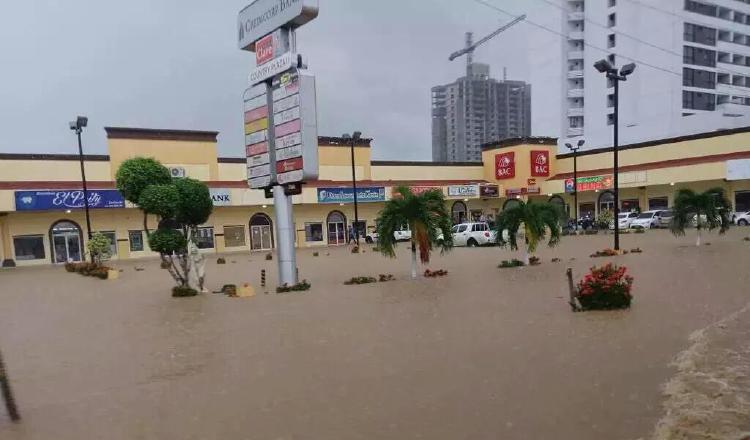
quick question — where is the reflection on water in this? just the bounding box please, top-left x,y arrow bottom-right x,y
651,303 -> 750,439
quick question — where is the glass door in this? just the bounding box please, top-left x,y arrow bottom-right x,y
260,225 -> 272,249
52,231 -> 82,263
327,222 -> 345,245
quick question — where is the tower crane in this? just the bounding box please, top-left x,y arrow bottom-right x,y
449,14 -> 526,78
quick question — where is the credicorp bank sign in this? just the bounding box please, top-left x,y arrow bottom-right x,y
238,0 -> 319,50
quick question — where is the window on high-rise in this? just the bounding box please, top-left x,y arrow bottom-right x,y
682,90 -> 716,110
684,23 -> 717,46
607,34 -> 616,48
607,113 -> 615,125
685,0 -> 717,17
683,46 -> 716,67
608,13 -> 616,27
683,67 -> 716,89
608,0 -> 616,6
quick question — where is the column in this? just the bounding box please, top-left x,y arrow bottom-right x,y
0,214 -> 15,267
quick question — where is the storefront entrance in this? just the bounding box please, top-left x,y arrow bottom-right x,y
327,211 -> 347,245
249,213 -> 273,251
50,220 -> 83,264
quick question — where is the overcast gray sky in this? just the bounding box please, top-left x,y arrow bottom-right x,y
0,0 -> 554,160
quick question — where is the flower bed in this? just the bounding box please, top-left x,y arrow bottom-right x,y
64,262 -> 111,280
498,259 -> 525,268
576,263 -> 633,310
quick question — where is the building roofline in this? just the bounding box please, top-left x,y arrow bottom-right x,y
555,125 -> 750,159
371,160 -> 481,167
104,127 -> 219,142
481,136 -> 558,151
0,153 -> 110,161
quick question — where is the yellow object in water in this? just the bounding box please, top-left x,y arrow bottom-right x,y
237,284 -> 255,298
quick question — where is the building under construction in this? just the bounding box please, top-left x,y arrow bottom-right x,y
431,62 -> 532,162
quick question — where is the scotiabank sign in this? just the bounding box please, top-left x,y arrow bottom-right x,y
495,152 -> 515,179
530,150 -> 550,177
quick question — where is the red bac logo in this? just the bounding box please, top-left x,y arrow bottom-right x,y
530,150 -> 550,177
495,152 -> 515,179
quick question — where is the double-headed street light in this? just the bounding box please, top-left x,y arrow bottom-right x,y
69,116 -> 93,248
593,59 -> 636,251
564,139 -> 585,231
342,131 -> 362,245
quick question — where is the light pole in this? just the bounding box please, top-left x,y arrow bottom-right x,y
342,131 -> 362,245
565,139 -> 585,231
594,60 -> 636,251
69,116 -> 93,248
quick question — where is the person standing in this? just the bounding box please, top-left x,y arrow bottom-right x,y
348,224 -> 356,245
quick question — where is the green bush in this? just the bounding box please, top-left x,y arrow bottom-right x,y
577,263 -> 634,310
172,286 -> 198,297
276,280 -> 311,293
148,229 -> 187,254
87,232 -> 112,265
173,178 -> 213,226
137,184 -> 181,219
115,157 -> 172,204
64,262 -> 110,280
344,276 -> 377,285
378,274 -> 395,282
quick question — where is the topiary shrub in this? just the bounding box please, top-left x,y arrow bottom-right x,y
576,263 -> 634,310
148,229 -> 187,254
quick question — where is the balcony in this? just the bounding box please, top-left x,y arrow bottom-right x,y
567,107 -> 584,117
567,69 -> 584,79
567,88 -> 584,98
568,31 -> 584,40
568,50 -> 584,60
568,11 -> 584,21
567,127 -> 584,136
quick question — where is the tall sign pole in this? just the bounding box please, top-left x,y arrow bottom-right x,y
238,0 -> 319,286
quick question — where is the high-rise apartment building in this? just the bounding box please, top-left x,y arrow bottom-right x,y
432,63 -> 531,162
554,0 -> 750,151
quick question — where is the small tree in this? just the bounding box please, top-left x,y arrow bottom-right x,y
670,187 -> 731,246
115,157 -> 213,294
87,232 -> 111,266
494,200 -> 562,265
375,186 -> 453,279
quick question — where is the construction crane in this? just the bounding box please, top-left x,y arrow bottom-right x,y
449,14 -> 526,78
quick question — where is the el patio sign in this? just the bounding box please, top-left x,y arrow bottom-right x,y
15,190 -> 125,211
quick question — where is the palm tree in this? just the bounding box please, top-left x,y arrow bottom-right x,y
494,200 -> 562,265
375,186 -> 453,278
670,187 -> 731,246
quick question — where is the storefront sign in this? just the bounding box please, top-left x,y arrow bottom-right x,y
495,152 -> 515,179
14,190 -> 125,211
727,159 -> 750,180
238,0 -> 319,51
409,186 -> 441,196
317,187 -> 386,204
248,51 -> 296,84
530,150 -> 550,177
254,28 -> 290,66
564,175 -> 614,193
210,189 -> 232,206
479,184 -> 499,198
447,184 -> 479,198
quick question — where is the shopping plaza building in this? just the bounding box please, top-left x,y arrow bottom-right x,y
1,126 -> 750,266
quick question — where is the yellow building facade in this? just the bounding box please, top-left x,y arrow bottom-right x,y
1,126 -> 749,266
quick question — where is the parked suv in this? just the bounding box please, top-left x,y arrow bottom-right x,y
614,212 -> 639,229
658,209 -> 674,228
732,211 -> 750,226
451,222 -> 497,247
630,210 -> 662,229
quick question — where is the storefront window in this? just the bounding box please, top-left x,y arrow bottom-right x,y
129,230 -> 144,252
598,191 -> 615,213
195,227 -> 214,249
621,199 -> 640,213
305,223 -> 324,242
451,201 -> 467,224
648,197 -> 669,210
224,225 -> 246,248
13,235 -> 45,261
735,191 -> 750,212
352,220 -> 366,238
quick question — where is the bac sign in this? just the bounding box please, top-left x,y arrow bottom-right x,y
495,152 -> 515,179
530,150 -> 550,177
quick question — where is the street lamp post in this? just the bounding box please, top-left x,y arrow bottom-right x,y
342,131 -> 362,245
565,139 -> 585,231
593,60 -> 636,251
69,116 -> 93,251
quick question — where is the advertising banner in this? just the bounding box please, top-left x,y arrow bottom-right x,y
530,150 -> 550,177
564,175 -> 614,193
317,187 -> 386,204
479,184 -> 500,198
15,190 -> 125,211
495,152 -> 515,179
254,28 -> 290,66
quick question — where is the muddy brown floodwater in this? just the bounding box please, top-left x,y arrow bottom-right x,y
1,229 -> 749,439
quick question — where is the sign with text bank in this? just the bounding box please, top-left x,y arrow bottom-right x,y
15,190 -> 125,211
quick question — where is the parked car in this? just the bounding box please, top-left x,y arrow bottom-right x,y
364,225 -> 411,243
613,212 -> 639,229
630,210 -> 662,229
732,211 -> 750,226
657,209 -> 674,228
451,222 -> 497,247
